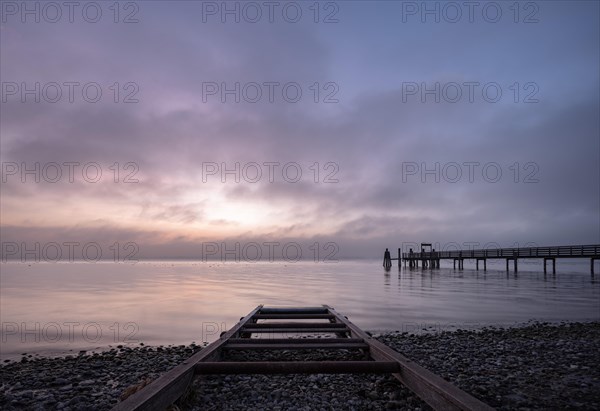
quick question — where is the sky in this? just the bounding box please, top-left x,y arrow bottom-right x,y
1,0 -> 599,261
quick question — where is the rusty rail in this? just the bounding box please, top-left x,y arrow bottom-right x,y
112,305 -> 495,411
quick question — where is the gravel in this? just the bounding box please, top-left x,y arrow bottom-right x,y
377,321 -> 600,410
1,321 -> 598,410
188,373 -> 427,411
0,343 -> 203,411
188,347 -> 428,411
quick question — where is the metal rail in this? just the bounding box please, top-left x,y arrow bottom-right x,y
112,305 -> 495,411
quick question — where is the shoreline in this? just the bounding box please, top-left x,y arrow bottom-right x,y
4,316 -> 600,363
1,320 -> 599,410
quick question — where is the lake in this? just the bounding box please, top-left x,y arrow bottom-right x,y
1,259 -> 599,360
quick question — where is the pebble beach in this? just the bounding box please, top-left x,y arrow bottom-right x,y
1,321 -> 599,410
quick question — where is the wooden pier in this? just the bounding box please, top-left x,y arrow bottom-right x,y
112,305 -> 494,411
395,244 -> 600,274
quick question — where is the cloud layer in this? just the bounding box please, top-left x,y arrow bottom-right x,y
1,1 -> 599,259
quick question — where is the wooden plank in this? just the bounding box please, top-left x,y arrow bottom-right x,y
254,314 -> 335,319
110,305 -> 263,411
259,307 -> 328,314
240,327 -> 351,334
195,361 -> 400,374
227,338 -> 364,344
243,322 -> 346,329
326,306 -> 495,411
224,342 -> 369,350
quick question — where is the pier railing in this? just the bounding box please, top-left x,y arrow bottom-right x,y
402,244 -> 600,260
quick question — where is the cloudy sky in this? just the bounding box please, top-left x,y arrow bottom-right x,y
1,1 -> 599,260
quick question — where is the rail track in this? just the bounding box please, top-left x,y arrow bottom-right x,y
112,305 -> 494,411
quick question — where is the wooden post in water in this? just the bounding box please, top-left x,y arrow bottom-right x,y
543,258 -> 556,274
506,258 -> 518,272
383,248 -> 392,269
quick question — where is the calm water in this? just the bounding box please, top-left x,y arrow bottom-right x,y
1,259 -> 599,360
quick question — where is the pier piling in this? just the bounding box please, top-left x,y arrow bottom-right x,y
543,258 -> 556,274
